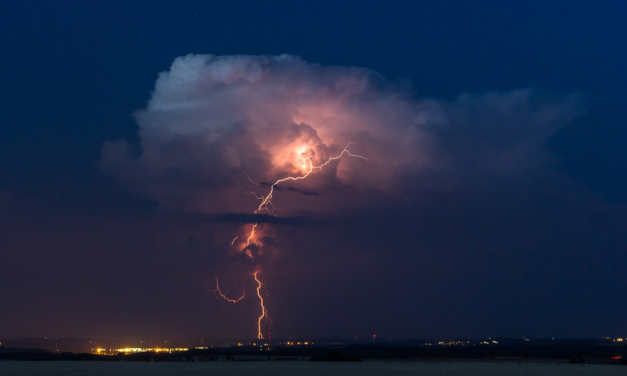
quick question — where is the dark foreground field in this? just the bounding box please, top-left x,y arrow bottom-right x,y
1,361 -> 626,376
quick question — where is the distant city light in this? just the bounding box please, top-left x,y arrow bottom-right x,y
94,347 -> 188,355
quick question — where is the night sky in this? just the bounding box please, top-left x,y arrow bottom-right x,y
1,1 -> 626,341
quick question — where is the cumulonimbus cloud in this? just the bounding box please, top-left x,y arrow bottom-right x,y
99,54 -> 583,217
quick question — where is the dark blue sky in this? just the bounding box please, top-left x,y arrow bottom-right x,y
1,1 -> 626,341
2,0 -> 626,209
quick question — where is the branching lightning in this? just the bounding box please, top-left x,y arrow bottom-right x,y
254,142 -> 367,216
220,142 -> 366,339
212,277 -> 245,303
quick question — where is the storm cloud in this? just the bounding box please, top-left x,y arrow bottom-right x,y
89,54 -> 621,340
100,54 -> 582,219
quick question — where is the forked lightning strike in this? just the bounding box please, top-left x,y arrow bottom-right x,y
219,142 -> 366,339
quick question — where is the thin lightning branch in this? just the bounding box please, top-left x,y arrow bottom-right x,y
241,171 -> 261,188
245,192 -> 265,200
212,277 -> 245,303
244,223 -> 258,259
231,236 -> 239,246
247,223 -> 258,245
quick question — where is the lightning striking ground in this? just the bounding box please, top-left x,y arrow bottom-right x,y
221,142 -> 366,339
254,271 -> 268,339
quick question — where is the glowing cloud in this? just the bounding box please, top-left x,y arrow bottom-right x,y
101,54 -> 581,217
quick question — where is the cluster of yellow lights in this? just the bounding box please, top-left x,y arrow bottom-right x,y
424,341 -> 471,346
422,340 -> 500,346
284,341 -> 312,346
96,348 -> 188,354
234,342 -> 269,347
615,338 -> 624,342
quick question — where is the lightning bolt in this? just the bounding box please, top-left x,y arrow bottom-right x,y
212,277 -> 245,303
223,142 -> 366,340
245,223 -> 257,259
254,271 -> 267,339
254,142 -> 367,216
247,223 -> 258,245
